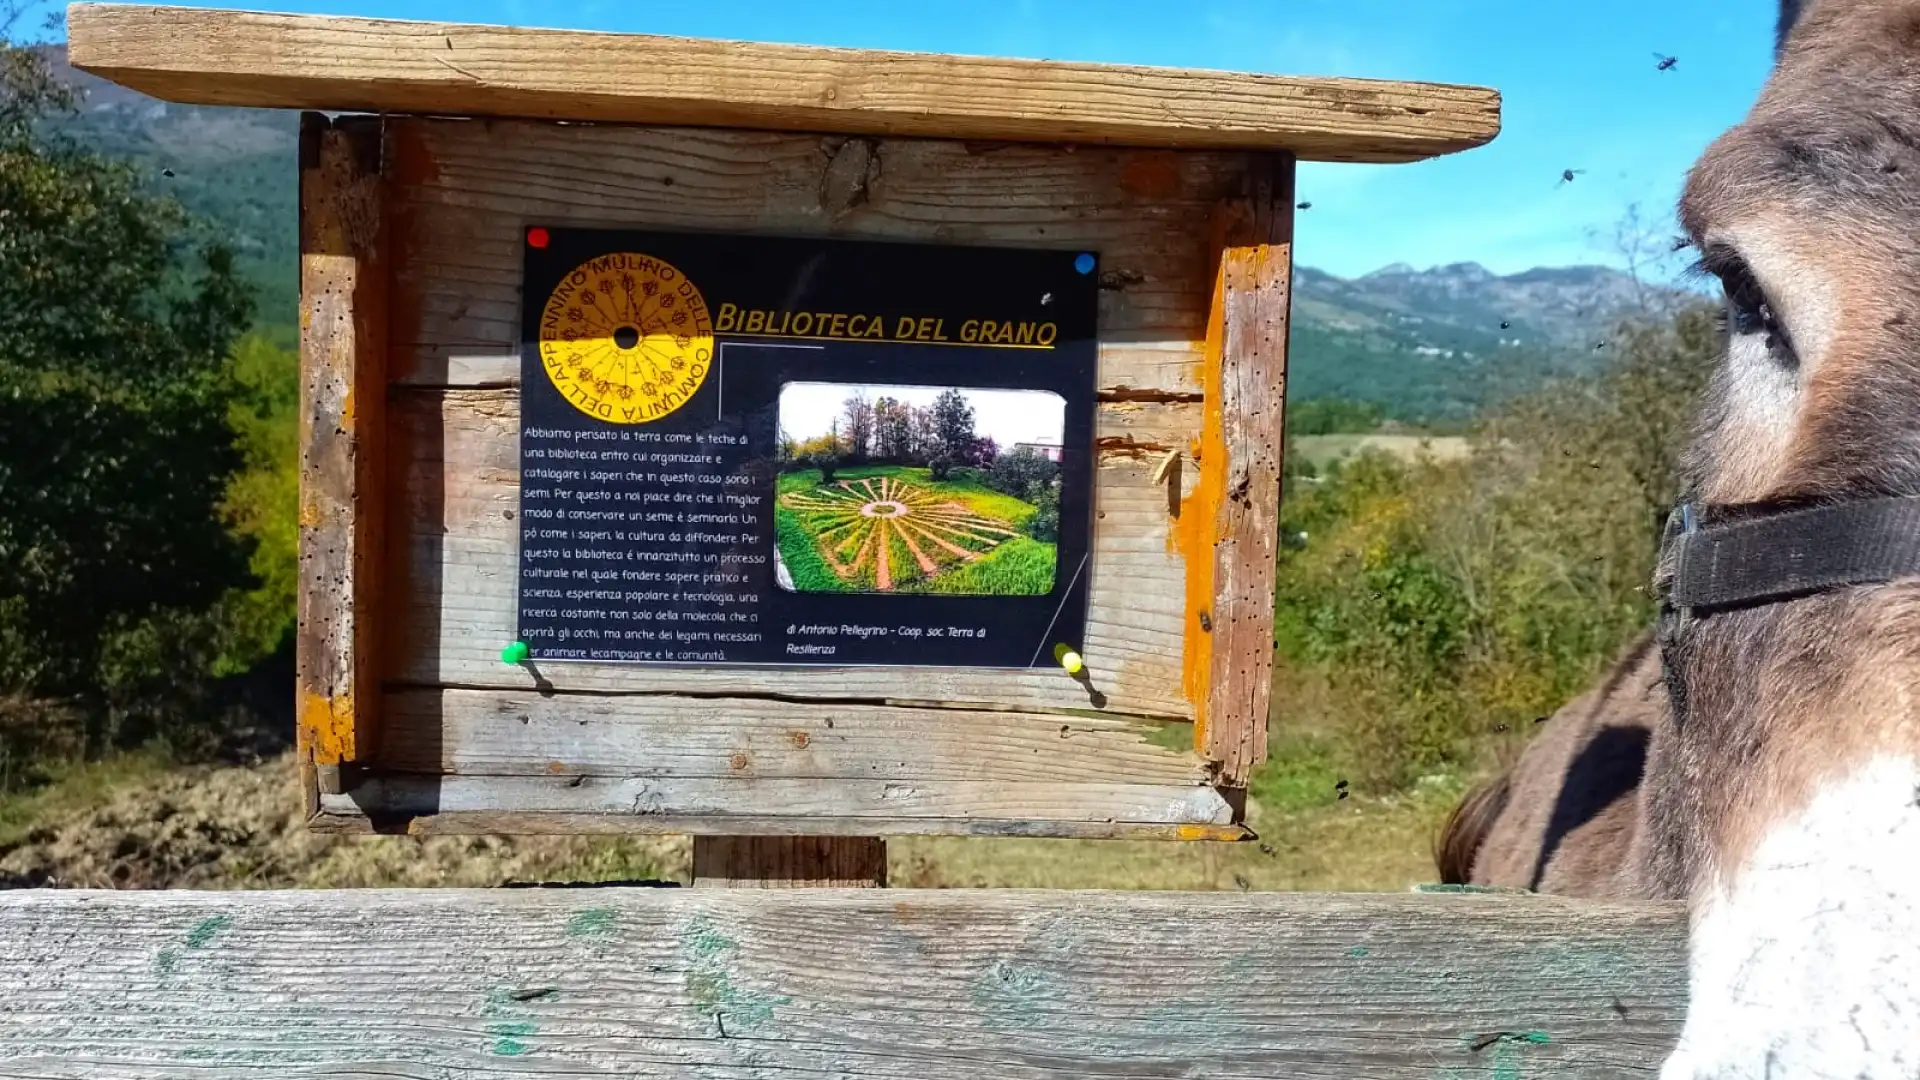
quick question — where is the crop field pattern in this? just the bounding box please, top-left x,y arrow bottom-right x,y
776,469 -> 1056,595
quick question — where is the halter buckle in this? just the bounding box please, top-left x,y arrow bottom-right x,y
1654,500 -> 1698,635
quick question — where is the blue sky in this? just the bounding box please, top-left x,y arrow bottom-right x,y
49,0 -> 1779,279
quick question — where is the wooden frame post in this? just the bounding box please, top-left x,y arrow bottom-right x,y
296,112 -> 387,809
1186,153 -> 1294,787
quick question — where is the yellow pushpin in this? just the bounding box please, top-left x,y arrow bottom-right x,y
1052,643 -> 1084,675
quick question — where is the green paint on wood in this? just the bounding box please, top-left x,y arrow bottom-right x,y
1348,946 -> 1370,958
685,922 -> 736,960
566,907 -> 617,939
185,915 -> 233,949
481,987 -> 543,1058
1536,943 -> 1662,986
680,915 -> 789,1035
488,1020 -> 537,1057
154,914 -> 233,975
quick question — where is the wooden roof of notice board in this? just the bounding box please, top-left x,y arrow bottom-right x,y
64,4 -> 1502,163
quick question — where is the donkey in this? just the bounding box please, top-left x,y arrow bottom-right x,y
1438,2 -> 1920,1075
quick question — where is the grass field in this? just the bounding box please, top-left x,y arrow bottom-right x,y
0,743 -> 1465,892
1291,433 -> 1470,469
775,465 -> 1056,596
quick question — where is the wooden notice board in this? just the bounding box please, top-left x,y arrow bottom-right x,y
67,2 -> 1502,841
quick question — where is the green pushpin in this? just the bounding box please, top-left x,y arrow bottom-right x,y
1052,642 -> 1084,675
501,640 -> 530,665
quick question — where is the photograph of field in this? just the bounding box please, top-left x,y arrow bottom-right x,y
774,383 -> 1065,596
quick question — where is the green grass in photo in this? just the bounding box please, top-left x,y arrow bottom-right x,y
774,465 -> 1056,596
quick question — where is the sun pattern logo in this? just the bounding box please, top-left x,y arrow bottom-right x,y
537,252 -> 713,424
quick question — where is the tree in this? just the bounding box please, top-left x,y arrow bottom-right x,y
791,433 -> 842,483
929,389 -> 976,479
214,333 -> 301,674
1288,398 -> 1385,436
908,406 -> 939,465
985,446 -> 1059,498
873,396 -> 913,462
839,391 -> 874,463
0,20 -> 255,743
970,435 -> 1000,469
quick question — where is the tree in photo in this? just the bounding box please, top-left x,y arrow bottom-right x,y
970,435 -> 1000,469
792,432 -> 842,484
908,405 -> 939,464
839,390 -> 874,463
873,396 -> 913,463
929,388 -> 976,479
983,445 -> 1062,542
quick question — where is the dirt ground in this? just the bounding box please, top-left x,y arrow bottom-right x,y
0,751 -> 1460,892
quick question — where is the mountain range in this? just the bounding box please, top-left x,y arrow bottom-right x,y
37,45 -> 1700,424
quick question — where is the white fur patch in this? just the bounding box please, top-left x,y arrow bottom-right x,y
1659,756 -> 1920,1080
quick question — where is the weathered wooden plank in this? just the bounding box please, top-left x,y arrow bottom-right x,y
388,389 -> 1198,718
296,112 -> 387,800
380,118 -> 1252,396
66,4 -> 1503,162
380,689 -> 1213,786
0,889 -> 1682,1078
367,685 -> 1225,837
691,836 -> 887,888
1201,156 -> 1293,784
309,810 -> 1251,841
320,775 -> 1235,828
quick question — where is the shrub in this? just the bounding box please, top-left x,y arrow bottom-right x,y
1270,302 -> 1720,791
983,446 -> 1058,499
1024,481 -> 1060,543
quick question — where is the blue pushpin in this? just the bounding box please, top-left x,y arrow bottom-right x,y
1073,252 -> 1096,275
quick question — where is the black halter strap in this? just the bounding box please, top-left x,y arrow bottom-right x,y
1653,493 -> 1920,722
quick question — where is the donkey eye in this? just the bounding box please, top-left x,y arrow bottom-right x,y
1722,264 -> 1777,336
1702,248 -> 1796,364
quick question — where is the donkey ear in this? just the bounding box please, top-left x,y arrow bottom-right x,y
1777,0 -> 1806,60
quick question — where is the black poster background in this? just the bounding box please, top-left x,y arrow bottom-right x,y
516,226 -> 1098,669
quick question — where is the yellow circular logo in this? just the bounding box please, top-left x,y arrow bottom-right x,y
537,252 -> 714,424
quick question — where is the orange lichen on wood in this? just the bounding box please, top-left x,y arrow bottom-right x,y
296,111 -> 389,799
297,688 -> 357,766
1177,157 -> 1293,784
1175,262 -> 1228,751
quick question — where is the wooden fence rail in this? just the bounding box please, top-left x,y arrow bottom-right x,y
0,889 -> 1684,1078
